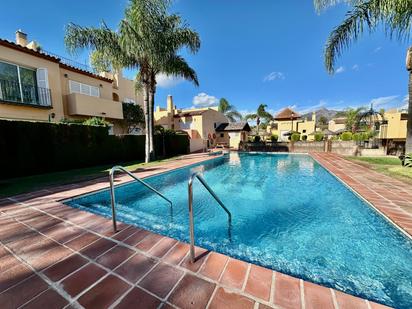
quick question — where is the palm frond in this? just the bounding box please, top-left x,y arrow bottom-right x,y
65,22 -> 137,71
226,111 -> 243,122
314,0 -> 362,13
244,113 -> 258,121
161,55 -> 199,86
324,0 -> 412,73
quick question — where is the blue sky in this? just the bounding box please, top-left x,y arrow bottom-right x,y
0,0 -> 409,115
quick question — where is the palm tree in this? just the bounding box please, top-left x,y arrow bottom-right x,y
343,107 -> 365,132
65,0 -> 200,163
120,1 -> 200,161
407,47 -> 412,153
314,0 -> 412,152
245,104 -> 273,135
218,98 -> 242,122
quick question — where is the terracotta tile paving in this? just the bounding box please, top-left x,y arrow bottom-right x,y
0,152 -> 404,308
167,273 -> 216,309
114,287 -> 161,309
20,288 -> 69,309
77,275 -> 130,309
273,272 -> 302,309
219,258 -> 248,290
113,253 -> 157,283
138,262 -> 184,298
209,287 -> 255,309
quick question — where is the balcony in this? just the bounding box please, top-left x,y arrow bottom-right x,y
0,79 -> 52,107
66,93 -> 123,119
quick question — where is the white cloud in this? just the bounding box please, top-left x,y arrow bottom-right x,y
263,71 -> 285,82
369,95 -> 399,107
335,66 -> 345,74
238,109 -> 255,118
352,64 -> 359,71
298,100 -> 327,114
156,73 -> 184,88
192,92 -> 219,107
373,46 -> 382,53
401,95 -> 409,110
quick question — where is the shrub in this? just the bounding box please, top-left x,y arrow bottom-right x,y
270,134 -> 278,142
291,133 -> 300,142
0,120 -> 189,179
341,131 -> 353,141
83,117 -> 111,127
301,135 -> 307,141
352,132 -> 368,142
254,135 -> 261,143
314,132 -> 324,142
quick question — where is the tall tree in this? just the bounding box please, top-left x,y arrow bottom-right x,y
314,0 -> 412,152
65,0 -> 200,163
218,98 -> 242,122
121,102 -> 145,134
120,0 -> 200,161
245,104 -> 273,135
406,48 -> 412,153
343,107 -> 364,132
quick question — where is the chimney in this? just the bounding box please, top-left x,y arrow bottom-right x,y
312,112 -> 316,122
167,95 -> 174,112
15,30 -> 28,47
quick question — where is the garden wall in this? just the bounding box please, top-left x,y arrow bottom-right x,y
330,141 -> 358,156
0,120 -> 189,179
292,141 -> 325,153
240,140 -> 360,155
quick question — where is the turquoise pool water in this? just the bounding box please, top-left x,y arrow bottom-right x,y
66,153 -> 412,308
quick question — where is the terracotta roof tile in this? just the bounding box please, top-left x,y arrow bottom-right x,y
274,108 -> 300,120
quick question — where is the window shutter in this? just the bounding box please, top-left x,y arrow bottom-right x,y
36,68 -> 49,89
36,68 -> 51,106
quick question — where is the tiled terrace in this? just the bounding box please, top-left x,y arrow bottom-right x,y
0,152 -> 408,308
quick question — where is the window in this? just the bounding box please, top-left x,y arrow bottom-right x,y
69,80 -> 99,97
220,133 -> 224,138
303,129 -> 306,133
0,61 -> 50,105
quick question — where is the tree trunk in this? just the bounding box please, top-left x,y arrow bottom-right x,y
148,86 -> 156,161
143,84 -> 150,163
406,70 -> 412,154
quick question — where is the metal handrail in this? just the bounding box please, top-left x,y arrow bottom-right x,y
109,165 -> 173,232
188,172 -> 232,263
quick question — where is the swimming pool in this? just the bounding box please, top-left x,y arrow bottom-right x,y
66,153 -> 412,308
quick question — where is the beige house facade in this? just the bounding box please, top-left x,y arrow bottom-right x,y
267,108 -> 317,141
154,95 -> 230,152
377,109 -> 407,154
0,30 -> 142,134
328,117 -> 347,133
215,122 -> 251,149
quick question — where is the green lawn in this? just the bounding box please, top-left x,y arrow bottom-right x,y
347,156 -> 412,184
0,157 -> 177,198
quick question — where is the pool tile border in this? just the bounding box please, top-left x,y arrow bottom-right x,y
0,152 -> 397,309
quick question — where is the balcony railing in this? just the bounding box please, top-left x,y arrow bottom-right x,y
43,49 -> 97,74
0,79 -> 52,107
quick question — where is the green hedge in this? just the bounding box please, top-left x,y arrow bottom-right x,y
0,120 -> 189,179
